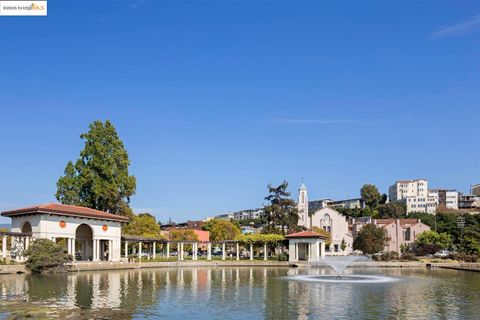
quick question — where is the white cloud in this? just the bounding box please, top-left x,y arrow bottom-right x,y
271,119 -> 361,125
430,14 -> 480,39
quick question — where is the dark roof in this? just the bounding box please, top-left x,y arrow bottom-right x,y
1,203 -> 130,222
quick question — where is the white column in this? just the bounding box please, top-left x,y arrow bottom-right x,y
138,242 -> 142,260
124,241 -> 128,258
98,240 -> 102,261
180,243 -> 184,260
192,243 -> 197,261
25,237 -> 30,251
288,241 -> 295,262
2,236 -> 7,259
236,243 -> 240,260
177,243 -> 181,261
250,243 -> 253,260
222,242 -> 226,260
264,243 -> 268,260
71,238 -> 76,261
108,240 -> 113,261
152,242 -> 156,259
207,242 -> 212,260
320,241 -> 325,258
93,239 -> 97,261
166,242 -> 170,258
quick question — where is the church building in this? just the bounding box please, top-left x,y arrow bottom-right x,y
297,183 -> 353,255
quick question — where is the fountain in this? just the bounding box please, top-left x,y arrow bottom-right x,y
287,255 -> 399,284
315,255 -> 369,277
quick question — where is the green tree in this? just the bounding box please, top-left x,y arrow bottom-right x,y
340,238 -> 347,251
377,202 -> 406,218
360,184 -> 382,208
56,120 -> 136,216
24,239 -> 70,273
168,229 -> 199,242
202,219 -> 240,241
263,181 -> 298,235
459,226 -> 480,254
353,224 -> 390,254
123,213 -> 163,238
415,230 -> 452,254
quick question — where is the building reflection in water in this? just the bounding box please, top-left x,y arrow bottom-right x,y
0,267 -> 479,319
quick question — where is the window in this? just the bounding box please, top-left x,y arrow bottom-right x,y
404,228 -> 411,241
334,244 -> 339,252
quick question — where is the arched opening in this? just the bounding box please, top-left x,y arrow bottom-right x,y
76,224 -> 93,261
21,221 -> 32,234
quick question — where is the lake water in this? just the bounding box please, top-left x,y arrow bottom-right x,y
1,267 -> 479,319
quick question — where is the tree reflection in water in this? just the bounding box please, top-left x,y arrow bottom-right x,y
0,267 -> 479,319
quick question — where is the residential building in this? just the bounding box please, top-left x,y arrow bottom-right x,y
214,208 -> 264,221
214,213 -> 234,220
297,183 -> 353,255
326,198 -> 365,209
458,194 -> 480,210
472,184 -> 480,196
233,208 -> 263,221
160,220 -> 205,231
429,189 -> 459,209
389,179 -> 437,214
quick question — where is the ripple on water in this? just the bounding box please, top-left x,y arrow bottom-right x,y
286,274 -> 401,284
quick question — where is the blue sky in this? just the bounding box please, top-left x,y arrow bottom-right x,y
1,1 -> 479,223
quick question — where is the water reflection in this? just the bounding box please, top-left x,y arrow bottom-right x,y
0,267 -> 479,319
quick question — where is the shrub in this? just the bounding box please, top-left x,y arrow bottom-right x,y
380,251 -> 399,261
401,252 -> 417,261
277,253 -> 288,261
449,252 -> 478,262
24,239 -> 71,273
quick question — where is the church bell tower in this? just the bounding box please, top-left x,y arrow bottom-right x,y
298,182 -> 309,228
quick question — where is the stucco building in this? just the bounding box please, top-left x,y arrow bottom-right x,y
297,183 -> 353,255
1,203 -> 129,261
351,217 -> 430,253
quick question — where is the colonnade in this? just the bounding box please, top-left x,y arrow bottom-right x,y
1,232 -> 32,261
121,239 -> 272,262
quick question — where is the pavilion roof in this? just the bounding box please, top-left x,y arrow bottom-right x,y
1,203 -> 130,223
285,230 -> 327,239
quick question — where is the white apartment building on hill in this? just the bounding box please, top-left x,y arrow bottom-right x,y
389,179 -> 437,214
429,189 -> 459,209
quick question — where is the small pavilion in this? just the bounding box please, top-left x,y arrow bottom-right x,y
1,203 -> 129,261
285,231 -> 327,263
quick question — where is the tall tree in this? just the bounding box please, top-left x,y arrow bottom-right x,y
55,120 -> 136,216
360,184 -> 381,208
353,224 -> 390,254
263,181 -> 298,235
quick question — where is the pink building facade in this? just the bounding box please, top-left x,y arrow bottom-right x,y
374,219 -> 430,253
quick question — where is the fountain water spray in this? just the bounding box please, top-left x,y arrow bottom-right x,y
312,255 -> 370,279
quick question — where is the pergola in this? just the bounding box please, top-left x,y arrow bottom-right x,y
121,236 -> 273,261
0,230 -> 32,261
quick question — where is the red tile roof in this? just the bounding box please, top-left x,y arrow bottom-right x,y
285,230 -> 327,239
1,203 -> 130,222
